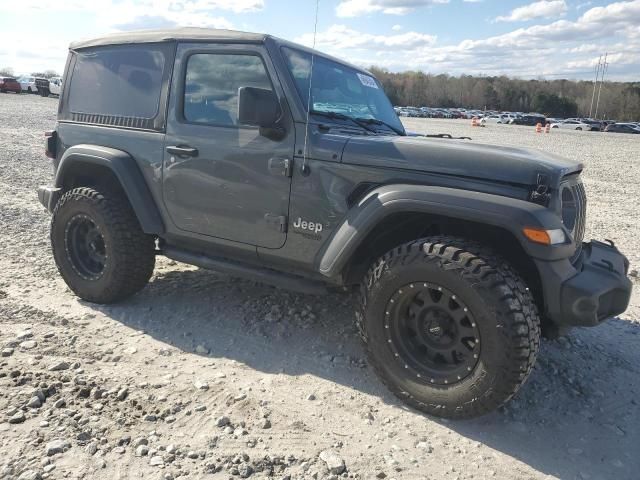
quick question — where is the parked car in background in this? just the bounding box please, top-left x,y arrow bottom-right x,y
35,77 -> 62,97
550,119 -> 592,131
500,113 -> 519,124
566,118 -> 602,131
18,75 -> 38,93
513,114 -> 546,126
48,77 -> 63,96
580,119 -> 604,131
604,123 -> 640,134
545,117 -> 563,124
0,76 -> 22,93
483,114 -> 504,124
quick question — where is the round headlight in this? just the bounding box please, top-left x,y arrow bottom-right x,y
561,186 -> 577,233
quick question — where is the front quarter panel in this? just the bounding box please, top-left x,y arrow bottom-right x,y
317,184 -> 575,278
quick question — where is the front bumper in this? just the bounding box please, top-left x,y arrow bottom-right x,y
536,240 -> 632,327
37,185 -> 61,213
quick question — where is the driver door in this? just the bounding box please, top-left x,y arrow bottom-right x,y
162,43 -> 294,249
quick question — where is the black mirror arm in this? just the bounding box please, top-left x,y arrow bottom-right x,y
259,123 -> 286,141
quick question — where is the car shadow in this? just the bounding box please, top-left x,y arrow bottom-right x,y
86,266 -> 640,480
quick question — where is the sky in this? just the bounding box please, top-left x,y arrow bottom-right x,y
0,0 -> 638,81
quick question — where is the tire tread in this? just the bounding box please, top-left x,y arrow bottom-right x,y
51,187 -> 155,304
357,235 -> 541,419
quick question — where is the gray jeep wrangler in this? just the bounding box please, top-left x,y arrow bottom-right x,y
38,28 -> 632,419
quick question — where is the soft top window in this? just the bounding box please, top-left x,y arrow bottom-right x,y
68,44 -> 168,120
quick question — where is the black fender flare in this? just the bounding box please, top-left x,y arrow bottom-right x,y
317,184 -> 574,278
54,144 -> 164,234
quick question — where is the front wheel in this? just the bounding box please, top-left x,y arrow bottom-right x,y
51,187 -> 155,304
358,236 -> 540,419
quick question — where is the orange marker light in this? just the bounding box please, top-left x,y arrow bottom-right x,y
523,228 -> 551,245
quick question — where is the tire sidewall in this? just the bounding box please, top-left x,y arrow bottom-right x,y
363,249 -> 515,414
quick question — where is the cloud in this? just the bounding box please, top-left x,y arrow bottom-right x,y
576,1 -> 593,9
111,14 -> 233,31
0,0 -> 263,14
296,24 -> 436,51
297,1 -> 640,80
336,0 -> 449,18
0,0 -> 256,73
391,24 -> 404,31
495,0 -> 567,22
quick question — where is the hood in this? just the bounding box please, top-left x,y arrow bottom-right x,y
341,135 -> 582,187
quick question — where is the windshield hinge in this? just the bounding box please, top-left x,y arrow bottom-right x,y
268,157 -> 293,177
530,173 -> 550,206
265,214 -> 288,233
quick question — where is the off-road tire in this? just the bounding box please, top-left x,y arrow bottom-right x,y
51,187 -> 155,304
357,236 -> 540,419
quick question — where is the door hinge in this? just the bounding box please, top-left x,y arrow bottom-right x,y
269,157 -> 293,177
265,214 -> 288,233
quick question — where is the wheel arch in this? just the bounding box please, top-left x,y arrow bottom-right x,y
317,184 -> 575,308
341,210 -> 543,308
54,145 -> 164,234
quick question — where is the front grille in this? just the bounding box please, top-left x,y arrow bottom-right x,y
570,181 -> 587,262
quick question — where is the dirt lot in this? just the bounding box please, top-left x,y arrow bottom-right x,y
1,94 -> 638,480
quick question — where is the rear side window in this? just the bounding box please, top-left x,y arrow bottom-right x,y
67,44 -> 170,125
183,53 -> 272,127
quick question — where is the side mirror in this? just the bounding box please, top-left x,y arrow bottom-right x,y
238,86 -> 280,128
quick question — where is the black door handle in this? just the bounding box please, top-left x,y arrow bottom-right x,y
166,145 -> 198,157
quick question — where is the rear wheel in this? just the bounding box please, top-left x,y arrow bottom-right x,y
358,236 -> 540,419
576,127 -> 582,131
51,187 -> 155,304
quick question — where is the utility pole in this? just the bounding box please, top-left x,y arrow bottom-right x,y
589,55 -> 602,118
594,53 -> 608,120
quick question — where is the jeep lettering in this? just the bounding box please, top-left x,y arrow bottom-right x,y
293,217 -> 323,234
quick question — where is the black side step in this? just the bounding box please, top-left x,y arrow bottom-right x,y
162,246 -> 328,295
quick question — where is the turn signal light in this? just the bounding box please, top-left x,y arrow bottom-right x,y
523,228 -> 565,245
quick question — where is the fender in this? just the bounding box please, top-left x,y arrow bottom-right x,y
318,184 -> 574,278
54,144 -> 164,234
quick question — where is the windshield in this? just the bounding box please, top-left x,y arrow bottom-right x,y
282,46 -> 404,134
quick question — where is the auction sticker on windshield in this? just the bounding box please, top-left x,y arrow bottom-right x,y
357,73 -> 378,89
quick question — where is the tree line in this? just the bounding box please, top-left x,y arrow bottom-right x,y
3,63 -> 638,121
369,67 -> 640,121
0,67 -> 60,79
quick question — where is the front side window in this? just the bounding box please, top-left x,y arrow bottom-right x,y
183,53 -> 272,127
282,46 -> 403,134
68,44 -> 167,119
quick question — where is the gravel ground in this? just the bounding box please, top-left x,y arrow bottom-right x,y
0,93 -> 638,480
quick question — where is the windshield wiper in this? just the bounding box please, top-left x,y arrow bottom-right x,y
424,133 -> 472,140
355,117 -> 405,136
310,110 -> 378,134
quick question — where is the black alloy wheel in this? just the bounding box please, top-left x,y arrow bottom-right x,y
385,282 -> 481,385
64,214 -> 107,280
